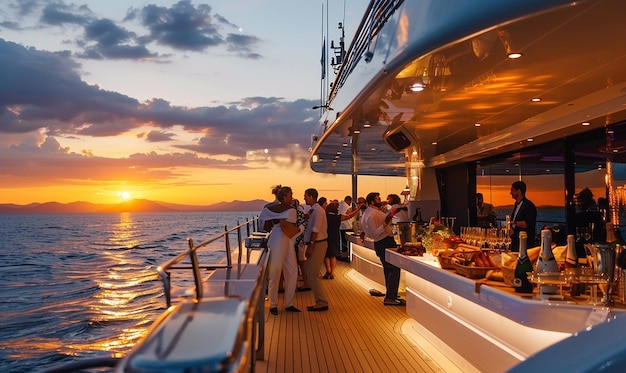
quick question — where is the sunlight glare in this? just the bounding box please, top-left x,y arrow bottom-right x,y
117,191 -> 131,200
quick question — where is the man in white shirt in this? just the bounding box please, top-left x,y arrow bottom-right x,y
361,192 -> 405,306
303,188 -> 329,311
338,195 -> 354,259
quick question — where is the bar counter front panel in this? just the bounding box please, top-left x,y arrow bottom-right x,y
346,235 -> 624,372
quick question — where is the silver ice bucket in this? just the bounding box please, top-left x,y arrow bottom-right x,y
396,222 -> 416,245
591,243 -> 617,305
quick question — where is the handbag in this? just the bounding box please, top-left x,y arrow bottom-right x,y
279,220 -> 300,238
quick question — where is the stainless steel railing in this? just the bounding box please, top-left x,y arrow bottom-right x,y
157,217 -> 259,307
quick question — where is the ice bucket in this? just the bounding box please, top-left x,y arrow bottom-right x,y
396,222 -> 416,245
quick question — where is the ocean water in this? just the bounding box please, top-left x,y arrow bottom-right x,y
0,211 -> 259,373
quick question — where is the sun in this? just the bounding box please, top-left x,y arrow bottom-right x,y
117,191 -> 131,200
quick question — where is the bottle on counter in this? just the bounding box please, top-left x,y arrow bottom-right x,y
606,222 -> 617,244
565,234 -> 577,268
535,228 -> 558,294
575,227 -> 589,267
415,208 -> 425,226
565,234 -> 582,296
514,231 -> 533,293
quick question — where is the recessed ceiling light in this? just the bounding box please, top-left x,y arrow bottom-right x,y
409,83 -> 425,92
363,123 -> 371,128
431,142 -> 437,145
474,123 -> 481,127
507,52 -> 523,59
531,97 -> 541,102
582,122 -> 591,126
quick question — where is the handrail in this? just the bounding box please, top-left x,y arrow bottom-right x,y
157,217 -> 259,308
327,0 -> 404,104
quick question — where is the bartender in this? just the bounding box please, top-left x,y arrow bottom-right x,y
476,192 -> 496,227
508,181 -> 537,251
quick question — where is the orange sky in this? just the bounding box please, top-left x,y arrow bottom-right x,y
0,1 -> 378,206
478,169 -> 608,207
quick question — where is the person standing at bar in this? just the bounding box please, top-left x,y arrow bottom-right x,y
476,192 -> 497,228
338,195 -> 355,259
361,192 -> 405,306
508,181 -> 537,251
303,188 -> 330,312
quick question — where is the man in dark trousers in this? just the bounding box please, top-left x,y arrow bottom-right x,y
360,192 -> 405,306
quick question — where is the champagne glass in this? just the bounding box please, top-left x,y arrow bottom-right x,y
503,229 -> 512,251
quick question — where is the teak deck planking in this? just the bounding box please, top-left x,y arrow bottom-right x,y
253,260 -> 444,373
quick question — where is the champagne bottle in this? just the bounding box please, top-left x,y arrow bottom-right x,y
565,234 -> 581,296
514,231 -> 533,293
606,222 -> 617,243
565,234 -> 577,268
575,227 -> 588,267
535,229 -> 558,294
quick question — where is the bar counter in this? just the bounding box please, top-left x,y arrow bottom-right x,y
347,234 -> 626,372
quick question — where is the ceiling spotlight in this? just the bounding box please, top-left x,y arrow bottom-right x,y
497,29 -> 523,59
408,82 -> 425,92
582,122 -> 591,126
531,97 -> 541,102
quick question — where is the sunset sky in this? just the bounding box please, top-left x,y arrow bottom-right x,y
0,0 -> 408,205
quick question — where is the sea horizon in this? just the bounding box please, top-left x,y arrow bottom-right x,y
0,198 -> 270,214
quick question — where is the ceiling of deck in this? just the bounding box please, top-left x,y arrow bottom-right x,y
310,0 -> 626,177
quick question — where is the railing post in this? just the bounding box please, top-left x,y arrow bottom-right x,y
224,225 -> 232,267
237,221 -> 243,264
188,238 -> 203,302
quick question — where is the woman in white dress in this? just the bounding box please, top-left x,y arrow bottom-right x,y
259,186 -> 301,315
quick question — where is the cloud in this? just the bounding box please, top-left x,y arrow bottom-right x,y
40,2 -> 92,26
0,38 -> 319,174
2,0 -> 261,60
0,135 -> 252,188
145,130 -> 176,142
77,17 -> 158,60
130,0 -> 261,56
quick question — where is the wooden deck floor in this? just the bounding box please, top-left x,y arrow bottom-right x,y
253,260 -> 444,373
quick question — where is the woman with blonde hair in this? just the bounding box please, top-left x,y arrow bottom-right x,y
259,186 -> 301,315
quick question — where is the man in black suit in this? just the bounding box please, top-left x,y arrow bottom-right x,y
508,181 -> 537,251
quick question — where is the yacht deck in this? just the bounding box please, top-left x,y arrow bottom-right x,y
254,260 -> 447,373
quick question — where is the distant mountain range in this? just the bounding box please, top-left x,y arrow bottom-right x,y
0,199 -> 270,214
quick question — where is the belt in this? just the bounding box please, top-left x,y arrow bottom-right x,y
314,239 -> 327,243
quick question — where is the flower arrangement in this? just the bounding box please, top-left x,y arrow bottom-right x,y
416,223 -> 455,254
